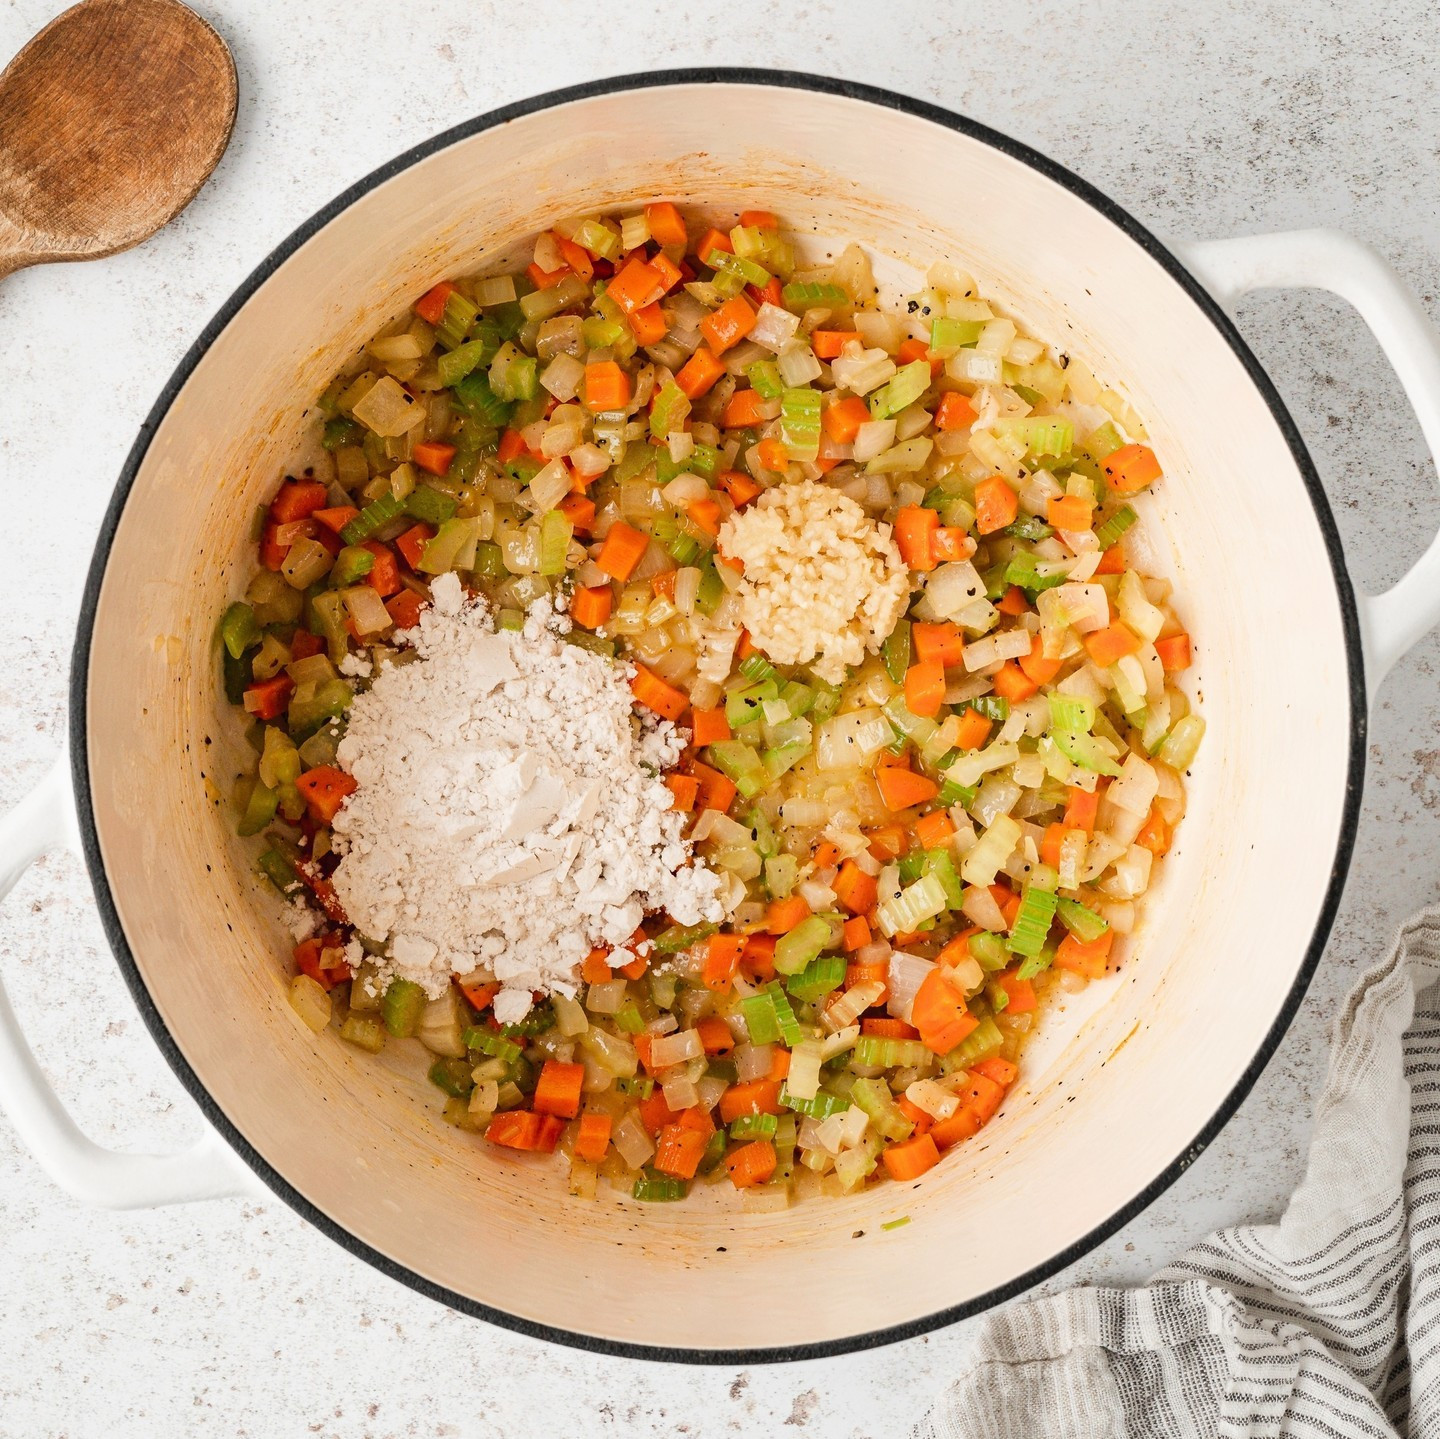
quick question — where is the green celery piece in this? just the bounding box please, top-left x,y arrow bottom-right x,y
382,979 -> 427,1038
1055,896 -> 1110,943
650,381 -> 691,440
1094,504 -> 1138,549
764,853 -> 799,899
779,386 -> 821,461
924,849 -> 965,909
1084,420 -> 1125,462
536,510 -> 573,576
1053,728 -> 1123,777
694,562 -> 725,616
740,992 -> 783,1045
496,1003 -> 555,1038
936,775 -> 977,808
781,281 -> 848,308
774,916 -> 833,977
452,369 -> 511,428
1007,884 -> 1058,957
710,248 -> 770,288
1048,694 -> 1096,733
328,545 -> 376,589
706,740 -> 768,798
256,847 -> 298,895
963,696 -> 1010,723
738,653 -> 776,684
236,781 -> 278,837
779,1084 -> 850,1118
698,1129 -> 728,1174
762,741 -> 809,784
436,290 -> 479,350
407,485 -> 459,526
689,444 -> 719,478
1158,715 -> 1206,771
632,1169 -> 687,1202
1006,515 -> 1053,543
219,602 -> 259,661
808,683 -> 842,722
967,932 -> 1010,972
729,1113 -> 779,1140
496,609 -> 524,632
309,591 -> 350,665
507,354 -> 539,403
747,806 -> 779,858
287,678 -> 354,741
897,850 -> 926,884
437,338 -> 489,389
765,986 -> 803,1044
869,360 -> 931,420
428,1058 -> 475,1099
779,680 -> 814,717
882,618 -> 911,685
669,534 -> 702,566
929,316 -> 984,354
786,953 -> 846,1003
1011,383 -> 1045,406
339,1015 -> 386,1054
463,1027 -> 521,1063
852,1035 -> 931,1069
419,517 -> 478,575
943,1015 -> 1004,1070
848,1077 -> 914,1142
472,541 -> 504,581
322,416 -> 362,451
746,359 -> 784,399
582,314 -> 625,349
615,1075 -> 654,1098
563,631 -> 616,658
614,1002 -> 645,1034
340,491 -> 406,545
651,920 -> 719,953
222,645 -> 253,705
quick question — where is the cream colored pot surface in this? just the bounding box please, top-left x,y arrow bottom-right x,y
73,75 -> 1367,1358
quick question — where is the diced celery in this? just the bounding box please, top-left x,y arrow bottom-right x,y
780,386 -> 821,461
707,740 -> 768,799
1007,884 -> 1058,957
649,381 -> 691,440
651,920 -> 719,953
774,916 -> 833,976
537,510 -> 573,576
779,1084 -> 850,1118
849,1077 -> 914,1142
340,491 -> 407,546
928,316 -> 984,355
328,545 -> 375,589
428,1057 -> 475,1098
452,369 -> 511,427
1157,715 -> 1206,771
407,485 -> 459,526
235,781 -> 278,837
1055,896 -> 1110,943
322,416 -> 362,451
746,359 -> 784,399
781,281 -> 848,308
1052,729 -> 1123,777
924,849 -> 965,909
943,1016 -> 1004,1070
219,602 -> 260,661
1094,504 -> 1138,549
967,932 -> 1009,972
882,619 -> 911,684
853,1036 -> 931,1069
869,360 -> 931,420
1048,694 -> 1096,733
730,1113 -> 779,1140
339,1014 -> 386,1054
633,1169 -> 687,1202
463,1026 -> 521,1063
256,847 -> 298,894
436,290 -> 479,350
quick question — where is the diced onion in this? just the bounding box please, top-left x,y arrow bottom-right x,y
885,951 -> 935,1024
287,975 -> 331,1032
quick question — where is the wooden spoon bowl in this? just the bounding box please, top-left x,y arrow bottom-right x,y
0,0 -> 236,278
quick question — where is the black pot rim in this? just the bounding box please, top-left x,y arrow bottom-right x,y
69,66 -> 1365,1367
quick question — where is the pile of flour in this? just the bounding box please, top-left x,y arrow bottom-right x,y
328,573 -> 724,1023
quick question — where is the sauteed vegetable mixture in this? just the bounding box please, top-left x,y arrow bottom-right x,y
218,204 -> 1202,1208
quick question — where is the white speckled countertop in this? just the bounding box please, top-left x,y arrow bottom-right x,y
2,2 -> 1438,1434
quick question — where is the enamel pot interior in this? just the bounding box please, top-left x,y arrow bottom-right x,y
76,76 -> 1359,1359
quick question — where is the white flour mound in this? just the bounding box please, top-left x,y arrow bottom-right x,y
329,573 -> 724,1022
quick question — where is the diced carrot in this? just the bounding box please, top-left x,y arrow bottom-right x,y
860,1018 -> 915,1044
1018,635 -> 1062,686
497,428 -> 529,465
766,895 -> 811,935
995,971 -> 1037,1014
748,275 -> 782,307
1155,633 -> 1192,671
557,493 -> 596,533
354,540 -> 399,597
631,665 -> 688,721
975,1056 -> 1019,1089
385,589 -> 426,630
388,524 -> 429,573
584,360 -> 632,411
992,661 -> 1039,703
833,860 -> 878,916
822,395 -> 872,444
1064,784 -> 1101,832
1055,929 -> 1114,980
294,765 -> 358,825
533,1060 -> 585,1119
716,469 -> 760,506
930,1107 -> 982,1150
644,202 -> 688,249
664,773 -> 699,812
526,261 -> 568,291
694,227 -> 734,261
595,520 -> 651,581
1096,543 -> 1126,575
1136,803 -> 1172,857
882,1133 -> 941,1181
894,505 -> 939,571
811,330 -> 859,359
911,622 -> 963,667
243,675 -> 293,721
569,585 -> 613,629
954,708 -> 993,751
654,1123 -> 710,1180
696,1015 -> 735,1056
1102,443 -> 1162,495
553,231 -> 594,281
580,947 -> 612,985
734,628 -> 757,658
996,585 -> 1030,616
739,209 -> 778,230
293,937 -> 340,991
1084,623 -> 1142,667
1046,494 -> 1094,531
651,251 -> 683,293
1040,823 -> 1073,870
690,707 -> 731,747
687,497 -> 722,537
842,916 -> 873,953
651,570 -> 678,601
973,477 -> 1018,534
629,302 -> 667,346
270,480 -> 329,524
864,823 -> 906,862
691,761 -> 737,814
896,1095 -> 934,1136
725,1139 -> 777,1189
700,295 -> 757,354
675,347 -> 725,399
486,1111 -> 564,1154
904,659 -> 946,718
702,933 -> 745,991
991,883 -> 1021,928
811,840 -> 843,870
606,257 -> 666,314
413,441 -> 456,477
932,527 -> 969,563
934,391 -> 978,431
740,932 -> 777,981
718,1080 -> 783,1124
911,968 -> 978,1055
414,281 -> 456,325
960,1072 -> 1005,1124
721,388 -> 771,429
754,438 -> 790,472
637,1087 -> 677,1131
573,1112 -> 612,1164
913,810 -> 956,849
313,505 -> 359,535
287,629 -> 324,662
876,767 -> 939,812
458,979 -> 498,1012
896,337 -> 942,374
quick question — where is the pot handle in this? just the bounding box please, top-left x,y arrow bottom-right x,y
0,754 -> 268,1208
1174,228 -> 1440,703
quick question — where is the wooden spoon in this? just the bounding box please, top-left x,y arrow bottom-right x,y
0,0 -> 236,279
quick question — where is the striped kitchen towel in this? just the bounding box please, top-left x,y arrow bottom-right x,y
916,908 -> 1440,1439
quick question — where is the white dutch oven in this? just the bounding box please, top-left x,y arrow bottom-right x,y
4,72 -> 1440,1361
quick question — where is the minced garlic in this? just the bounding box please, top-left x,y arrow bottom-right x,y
716,481 -> 909,683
